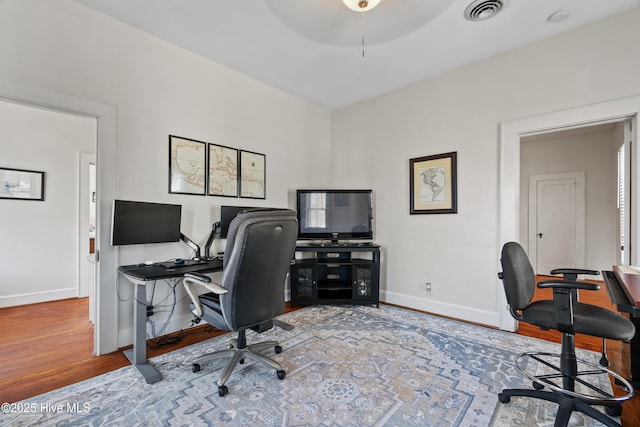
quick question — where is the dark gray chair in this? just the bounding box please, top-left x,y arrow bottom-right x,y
498,241 -> 635,427
183,209 -> 298,396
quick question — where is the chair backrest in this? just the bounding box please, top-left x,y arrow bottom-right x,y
219,209 -> 298,330
500,241 -> 536,310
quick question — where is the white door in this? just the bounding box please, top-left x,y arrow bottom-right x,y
528,171 -> 585,274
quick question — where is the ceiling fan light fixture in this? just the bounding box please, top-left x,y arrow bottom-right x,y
342,0 -> 382,13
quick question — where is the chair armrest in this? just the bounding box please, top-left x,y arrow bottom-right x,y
538,279 -> 598,333
537,279 -> 599,291
183,272 -> 228,318
184,272 -> 211,283
550,268 -> 599,281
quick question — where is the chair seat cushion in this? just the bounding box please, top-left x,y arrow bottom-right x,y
523,300 -> 635,341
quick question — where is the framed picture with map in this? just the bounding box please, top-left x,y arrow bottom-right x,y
169,135 -> 207,195
409,151 -> 457,214
239,150 -> 266,199
208,143 -> 238,197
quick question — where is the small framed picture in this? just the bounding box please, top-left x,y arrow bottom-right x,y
239,150 -> 266,199
409,152 -> 457,214
168,135 -> 207,195
208,143 -> 238,197
0,167 -> 45,201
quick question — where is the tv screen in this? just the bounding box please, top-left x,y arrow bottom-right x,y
111,200 -> 182,246
297,189 -> 373,242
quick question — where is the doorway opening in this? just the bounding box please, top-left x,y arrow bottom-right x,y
0,76 -> 119,355
520,122 -> 627,277
499,95 -> 640,331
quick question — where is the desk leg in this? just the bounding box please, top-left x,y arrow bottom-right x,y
123,282 -> 162,384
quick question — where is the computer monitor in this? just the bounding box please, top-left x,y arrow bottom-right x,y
220,205 -> 253,238
111,200 -> 182,246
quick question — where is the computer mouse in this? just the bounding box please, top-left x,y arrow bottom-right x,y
174,258 -> 185,265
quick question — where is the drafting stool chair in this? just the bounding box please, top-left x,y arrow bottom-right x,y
498,241 -> 635,427
183,209 -> 298,396
551,267 -> 612,368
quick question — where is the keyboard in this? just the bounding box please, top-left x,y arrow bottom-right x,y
158,259 -> 208,269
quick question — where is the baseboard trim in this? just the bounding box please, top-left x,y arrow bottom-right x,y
381,290 -> 500,328
0,288 -> 78,308
118,291 -> 500,347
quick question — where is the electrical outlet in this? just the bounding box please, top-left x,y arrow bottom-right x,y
425,282 -> 432,294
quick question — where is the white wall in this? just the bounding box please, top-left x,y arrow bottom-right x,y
2,0 -> 639,346
0,100 -> 96,307
0,0 -> 331,348
519,127 -> 618,272
331,8 -> 640,326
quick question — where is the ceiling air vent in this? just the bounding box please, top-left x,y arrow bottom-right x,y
464,0 -> 507,22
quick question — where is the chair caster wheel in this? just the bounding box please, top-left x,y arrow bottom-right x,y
533,381 -> 544,390
277,370 -> 286,380
275,345 -> 282,354
605,404 -> 622,417
192,363 -> 201,373
218,385 -> 228,397
498,393 -> 510,403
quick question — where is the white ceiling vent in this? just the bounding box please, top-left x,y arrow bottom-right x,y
464,0 -> 507,22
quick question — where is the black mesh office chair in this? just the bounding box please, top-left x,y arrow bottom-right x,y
183,209 -> 298,396
498,241 -> 635,427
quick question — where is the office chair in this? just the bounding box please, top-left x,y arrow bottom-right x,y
183,209 -> 298,396
551,267 -> 611,368
498,241 -> 635,427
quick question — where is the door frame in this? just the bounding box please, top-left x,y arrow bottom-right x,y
0,76 -> 119,355
528,171 -> 586,275
499,95 -> 640,331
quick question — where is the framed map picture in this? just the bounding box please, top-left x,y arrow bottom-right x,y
239,150 -> 266,199
208,143 -> 238,197
0,167 -> 45,201
169,135 -> 206,195
409,151 -> 457,214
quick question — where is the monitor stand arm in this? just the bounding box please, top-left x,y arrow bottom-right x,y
180,233 -> 202,260
203,222 -> 221,259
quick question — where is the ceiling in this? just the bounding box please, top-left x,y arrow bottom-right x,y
75,0 -> 640,111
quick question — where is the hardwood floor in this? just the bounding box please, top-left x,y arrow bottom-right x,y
1,288 -> 638,425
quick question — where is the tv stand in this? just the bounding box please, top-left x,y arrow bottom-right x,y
290,242 -> 380,307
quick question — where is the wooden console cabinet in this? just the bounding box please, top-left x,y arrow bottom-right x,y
290,243 -> 380,307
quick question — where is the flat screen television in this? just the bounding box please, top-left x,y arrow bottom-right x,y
111,200 -> 182,246
296,189 -> 373,243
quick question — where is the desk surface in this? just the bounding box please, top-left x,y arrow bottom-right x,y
119,258 -> 223,281
613,265 -> 640,307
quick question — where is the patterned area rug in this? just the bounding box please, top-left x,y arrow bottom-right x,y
3,305 -> 614,426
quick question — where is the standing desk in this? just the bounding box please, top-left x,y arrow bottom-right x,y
118,259 -> 223,384
601,266 -> 640,387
